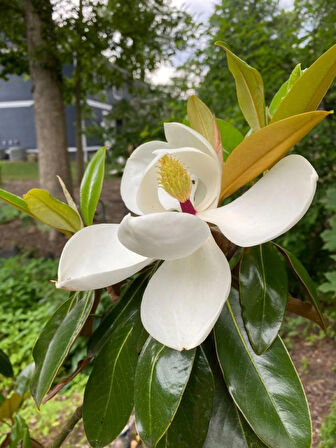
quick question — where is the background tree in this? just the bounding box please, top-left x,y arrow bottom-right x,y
54,0 -> 195,184
0,0 -> 72,197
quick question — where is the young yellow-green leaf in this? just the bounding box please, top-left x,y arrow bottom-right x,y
220,110 -> 330,199
0,188 -> 33,216
0,393 -> 21,421
31,291 -> 94,407
135,338 -> 196,447
80,146 -> 106,226
271,44 -> 336,122
24,189 -> 82,234
57,175 -> 79,212
269,63 -> 302,117
216,42 -> 265,131
215,289 -> 312,448
216,118 -> 244,161
187,95 -> 215,148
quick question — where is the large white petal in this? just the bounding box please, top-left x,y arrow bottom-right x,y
199,155 -> 318,247
118,212 -> 210,260
57,224 -> 152,290
141,235 -> 231,351
137,148 -> 221,214
120,140 -> 170,214
164,122 -> 220,163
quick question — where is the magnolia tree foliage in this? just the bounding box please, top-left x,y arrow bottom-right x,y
0,44 -> 335,447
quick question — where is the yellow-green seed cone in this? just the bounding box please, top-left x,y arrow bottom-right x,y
158,155 -> 192,203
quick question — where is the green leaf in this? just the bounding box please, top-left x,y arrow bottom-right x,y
157,347 -> 214,448
239,243 -> 288,354
215,288 -> 312,448
0,188 -> 33,216
23,189 -> 82,234
204,353 -> 267,448
216,42 -> 265,131
80,146 -> 106,226
15,363 -> 35,398
10,415 -> 32,448
187,95 -> 215,147
271,44 -> 336,122
220,110 -> 330,199
135,338 -> 196,447
0,348 -> 13,377
31,291 -> 94,407
216,118 -> 244,160
273,243 -> 327,330
269,63 -> 302,117
83,286 -> 147,447
88,272 -> 150,357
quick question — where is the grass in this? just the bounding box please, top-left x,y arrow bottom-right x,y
0,161 -> 119,182
0,161 -> 39,181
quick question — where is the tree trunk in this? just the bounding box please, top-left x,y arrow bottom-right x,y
75,63 -> 84,186
75,0 -> 85,186
24,0 -> 73,198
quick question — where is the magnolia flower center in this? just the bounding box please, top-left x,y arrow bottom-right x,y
158,154 -> 196,214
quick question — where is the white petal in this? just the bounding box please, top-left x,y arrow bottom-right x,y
118,212 -> 210,260
199,155 -> 318,247
121,140 -> 170,214
57,224 -> 152,290
141,235 -> 231,350
164,122 -> 220,163
137,148 -> 221,214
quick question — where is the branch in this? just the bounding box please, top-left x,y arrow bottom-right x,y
50,405 -> 83,448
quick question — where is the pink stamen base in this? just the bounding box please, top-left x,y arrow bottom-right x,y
180,199 -> 197,215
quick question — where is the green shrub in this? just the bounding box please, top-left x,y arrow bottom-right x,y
0,255 -> 67,374
318,395 -> 336,448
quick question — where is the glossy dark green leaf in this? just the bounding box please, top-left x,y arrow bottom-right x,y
216,118 -> 244,160
83,287 -> 147,448
204,359 -> 267,448
88,272 -> 150,357
80,146 -> 106,226
31,291 -> 94,407
274,243 -> 327,330
215,289 -> 312,448
0,349 -> 13,377
229,246 -> 244,270
10,415 -> 32,448
240,243 -> 288,354
135,338 -> 196,447
156,347 -> 214,448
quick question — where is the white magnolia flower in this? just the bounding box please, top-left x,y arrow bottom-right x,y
57,123 -> 317,351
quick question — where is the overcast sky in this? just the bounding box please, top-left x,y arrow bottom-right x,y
151,0 -> 294,84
